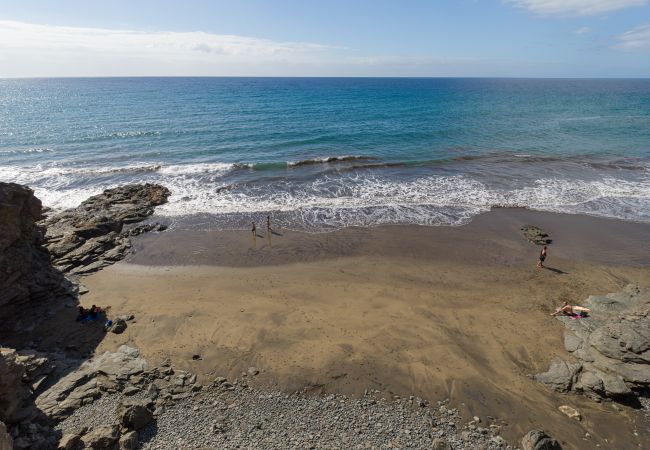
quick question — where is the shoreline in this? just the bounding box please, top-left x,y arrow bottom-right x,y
74,207 -> 650,449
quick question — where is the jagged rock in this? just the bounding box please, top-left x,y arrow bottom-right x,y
536,285 -> 650,401
521,430 -> 562,450
109,319 -> 127,334
36,346 -> 147,420
42,184 -> 170,275
123,223 -> 167,237
0,183 -> 72,341
0,422 -> 13,450
558,405 -> 581,421
520,225 -> 552,245
117,399 -> 154,430
533,358 -> 581,393
81,425 -> 120,449
57,433 -> 82,450
0,348 -> 34,424
118,431 -> 138,450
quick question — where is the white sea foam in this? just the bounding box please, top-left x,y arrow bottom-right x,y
3,159 -> 649,230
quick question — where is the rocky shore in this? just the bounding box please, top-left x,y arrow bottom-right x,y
535,284 -> 650,402
2,181 -> 649,449
0,182 -> 170,449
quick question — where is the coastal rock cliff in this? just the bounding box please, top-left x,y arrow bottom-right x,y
535,284 -> 650,401
0,182 -> 171,449
0,183 -> 71,340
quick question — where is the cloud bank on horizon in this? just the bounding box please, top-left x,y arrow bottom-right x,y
0,0 -> 649,78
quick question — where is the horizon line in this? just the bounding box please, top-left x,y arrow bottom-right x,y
2,75 -> 650,80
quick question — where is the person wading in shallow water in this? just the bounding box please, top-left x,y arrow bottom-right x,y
251,221 -> 256,236
537,245 -> 548,269
267,215 -> 272,234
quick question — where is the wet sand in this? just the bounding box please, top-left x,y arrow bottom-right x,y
81,209 -> 650,449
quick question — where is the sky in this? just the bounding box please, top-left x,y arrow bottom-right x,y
0,0 -> 649,77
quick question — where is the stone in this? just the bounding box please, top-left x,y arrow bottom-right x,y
558,405 -> 581,421
247,366 -> 260,376
521,429 -> 562,450
122,386 -> 140,396
118,430 -> 138,450
57,433 -> 82,450
431,438 -> 452,449
109,319 -> 127,334
520,225 -> 552,245
533,358 -> 581,393
81,425 -> 120,449
117,399 -> 154,430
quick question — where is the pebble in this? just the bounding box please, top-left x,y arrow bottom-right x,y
55,384 -> 512,449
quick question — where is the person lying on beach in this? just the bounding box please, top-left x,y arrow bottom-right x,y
537,245 -> 547,269
550,302 -> 590,317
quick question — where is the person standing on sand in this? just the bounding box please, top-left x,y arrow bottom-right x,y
537,245 -> 547,269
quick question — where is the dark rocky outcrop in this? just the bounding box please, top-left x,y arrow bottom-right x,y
520,225 -> 552,245
42,184 -> 170,275
0,183 -> 73,341
535,284 -> 650,401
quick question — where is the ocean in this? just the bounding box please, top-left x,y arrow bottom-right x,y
1,77 -> 649,231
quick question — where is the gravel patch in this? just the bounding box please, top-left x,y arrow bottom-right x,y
55,385 -> 510,449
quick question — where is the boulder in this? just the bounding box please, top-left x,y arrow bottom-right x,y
57,433 -> 82,450
558,405 -> 581,421
109,319 -> 127,334
81,426 -> 120,449
521,429 -> 562,450
533,358 -> 580,393
117,399 -> 153,430
118,430 -> 138,450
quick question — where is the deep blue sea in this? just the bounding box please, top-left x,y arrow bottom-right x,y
1,77 -> 649,230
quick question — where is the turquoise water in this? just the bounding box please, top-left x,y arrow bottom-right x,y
1,77 -> 649,230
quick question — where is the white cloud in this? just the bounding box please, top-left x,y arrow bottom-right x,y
573,26 -> 592,34
505,0 -> 647,17
615,23 -> 650,50
0,20 -> 340,77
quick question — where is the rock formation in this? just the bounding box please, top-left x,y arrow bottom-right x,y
520,225 -> 552,245
521,429 -> 562,450
42,184 -> 170,275
0,182 -> 170,449
535,284 -> 650,401
0,183 -> 73,342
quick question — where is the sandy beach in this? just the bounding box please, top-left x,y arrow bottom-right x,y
76,208 -> 650,449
